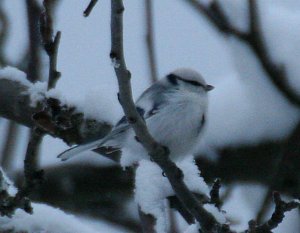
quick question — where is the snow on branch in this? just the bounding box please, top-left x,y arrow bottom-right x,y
135,159 -> 220,233
0,67 -> 112,147
0,167 -> 31,218
0,168 -> 103,233
110,1 -> 230,232
110,1 -> 300,232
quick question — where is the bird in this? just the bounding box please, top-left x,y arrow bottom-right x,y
57,68 -> 214,165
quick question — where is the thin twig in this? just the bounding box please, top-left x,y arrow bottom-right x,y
47,31 -> 61,89
0,128 -> 44,217
40,0 -> 61,90
0,169 -> 32,217
1,122 -> 19,172
256,119 -> 300,223
185,0 -> 247,39
184,0 -> 300,108
21,127 -> 44,197
110,1 -> 225,232
83,0 -> 98,17
210,178 -> 221,210
254,192 -> 299,232
145,0 -> 158,83
25,0 -> 42,83
0,1 -> 9,66
255,189 -> 272,224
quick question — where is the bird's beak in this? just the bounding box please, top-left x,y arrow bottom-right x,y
205,85 -> 214,91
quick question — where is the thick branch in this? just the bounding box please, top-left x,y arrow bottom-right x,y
110,1 -> 223,232
0,78 -> 112,146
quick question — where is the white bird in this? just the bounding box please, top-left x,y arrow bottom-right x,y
58,68 -> 214,165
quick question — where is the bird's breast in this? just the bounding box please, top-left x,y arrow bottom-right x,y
147,95 -> 207,160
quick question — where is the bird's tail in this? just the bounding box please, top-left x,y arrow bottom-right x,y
57,138 -> 106,161
58,124 -> 129,161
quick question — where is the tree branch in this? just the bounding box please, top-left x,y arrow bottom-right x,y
251,192 -> 300,232
25,0 -> 42,83
0,77 -> 112,148
138,206 -> 156,233
210,178 -> 222,210
184,0 -> 300,108
110,1 -> 225,232
0,1 -> 9,66
40,0 -> 61,90
83,0 -> 98,17
145,0 -> 158,83
1,122 -> 19,171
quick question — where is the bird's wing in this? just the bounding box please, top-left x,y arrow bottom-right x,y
57,123 -> 131,161
58,83 -> 168,161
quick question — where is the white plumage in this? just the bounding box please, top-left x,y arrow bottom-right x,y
58,68 -> 214,165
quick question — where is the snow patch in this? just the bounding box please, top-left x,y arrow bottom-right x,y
0,168 -> 17,196
203,204 -> 226,224
0,203 -> 98,233
0,66 -> 30,86
183,223 -> 200,233
135,158 -> 212,233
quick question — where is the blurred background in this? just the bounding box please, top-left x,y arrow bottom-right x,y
0,0 -> 300,232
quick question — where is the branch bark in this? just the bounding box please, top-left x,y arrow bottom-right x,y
0,77 -> 111,146
145,0 -> 158,83
83,0 -> 98,17
110,1 -> 224,232
25,0 -> 42,83
0,1 -> 9,66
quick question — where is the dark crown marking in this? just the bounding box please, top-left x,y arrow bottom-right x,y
167,73 -> 204,88
167,74 -> 179,85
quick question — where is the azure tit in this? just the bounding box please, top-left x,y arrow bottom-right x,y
58,68 -> 214,165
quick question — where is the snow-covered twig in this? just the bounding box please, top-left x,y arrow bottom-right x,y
0,168 -> 31,218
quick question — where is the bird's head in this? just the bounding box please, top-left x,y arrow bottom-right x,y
165,68 -> 214,95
